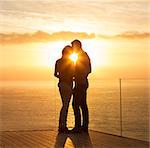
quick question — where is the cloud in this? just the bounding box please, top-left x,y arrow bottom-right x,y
97,31 -> 150,40
0,31 -> 95,44
0,31 -> 149,44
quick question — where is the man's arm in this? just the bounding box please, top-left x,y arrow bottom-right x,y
86,53 -> 92,75
88,56 -> 91,74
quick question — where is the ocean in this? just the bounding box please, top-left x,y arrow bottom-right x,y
0,79 -> 149,142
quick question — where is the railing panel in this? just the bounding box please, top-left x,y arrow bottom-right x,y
122,79 -> 149,141
88,79 -> 120,135
0,81 -> 56,131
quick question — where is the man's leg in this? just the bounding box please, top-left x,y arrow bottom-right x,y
80,88 -> 89,131
72,88 -> 81,129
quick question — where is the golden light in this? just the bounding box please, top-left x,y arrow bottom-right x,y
82,39 -> 109,67
39,41 -> 67,67
69,52 -> 78,64
37,39 -> 108,68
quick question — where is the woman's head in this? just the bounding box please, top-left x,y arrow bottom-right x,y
62,45 -> 73,58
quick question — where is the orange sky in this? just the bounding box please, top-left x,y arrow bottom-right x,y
0,0 -> 149,80
1,36 -> 149,80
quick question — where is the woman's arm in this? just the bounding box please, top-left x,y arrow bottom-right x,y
54,60 -> 60,78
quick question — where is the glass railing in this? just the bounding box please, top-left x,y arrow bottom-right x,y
0,81 -> 56,131
88,79 -> 120,135
0,79 -> 149,142
55,78 -> 149,142
88,79 -> 149,142
120,79 -> 149,141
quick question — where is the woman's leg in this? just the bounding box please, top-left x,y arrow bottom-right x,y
59,86 -> 72,130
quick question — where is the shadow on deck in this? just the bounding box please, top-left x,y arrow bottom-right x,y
0,130 -> 149,148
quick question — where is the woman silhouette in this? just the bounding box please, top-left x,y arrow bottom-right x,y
54,45 -> 74,133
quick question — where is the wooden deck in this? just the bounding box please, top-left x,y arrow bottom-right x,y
0,130 -> 149,148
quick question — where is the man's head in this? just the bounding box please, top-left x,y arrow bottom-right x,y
71,39 -> 82,53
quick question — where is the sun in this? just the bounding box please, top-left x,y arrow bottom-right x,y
69,52 -> 78,64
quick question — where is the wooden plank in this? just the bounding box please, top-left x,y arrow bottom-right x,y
11,131 -> 42,147
2,132 -> 28,147
0,130 -> 149,148
1,133 -> 20,147
26,132 -> 54,147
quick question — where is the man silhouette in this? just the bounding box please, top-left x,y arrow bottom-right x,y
71,40 -> 91,132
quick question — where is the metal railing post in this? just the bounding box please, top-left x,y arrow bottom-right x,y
119,79 -> 123,136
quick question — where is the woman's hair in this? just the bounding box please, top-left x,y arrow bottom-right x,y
62,45 -> 72,57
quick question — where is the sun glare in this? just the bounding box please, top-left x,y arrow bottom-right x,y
82,39 -> 108,67
39,39 -> 108,68
39,41 -> 67,67
69,52 -> 78,64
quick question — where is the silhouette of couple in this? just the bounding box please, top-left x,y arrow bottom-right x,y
54,39 -> 91,133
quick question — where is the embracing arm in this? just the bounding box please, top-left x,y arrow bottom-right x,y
88,56 -> 92,74
86,53 -> 92,75
54,60 -> 60,78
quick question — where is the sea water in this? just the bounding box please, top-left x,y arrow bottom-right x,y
0,79 -> 149,142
